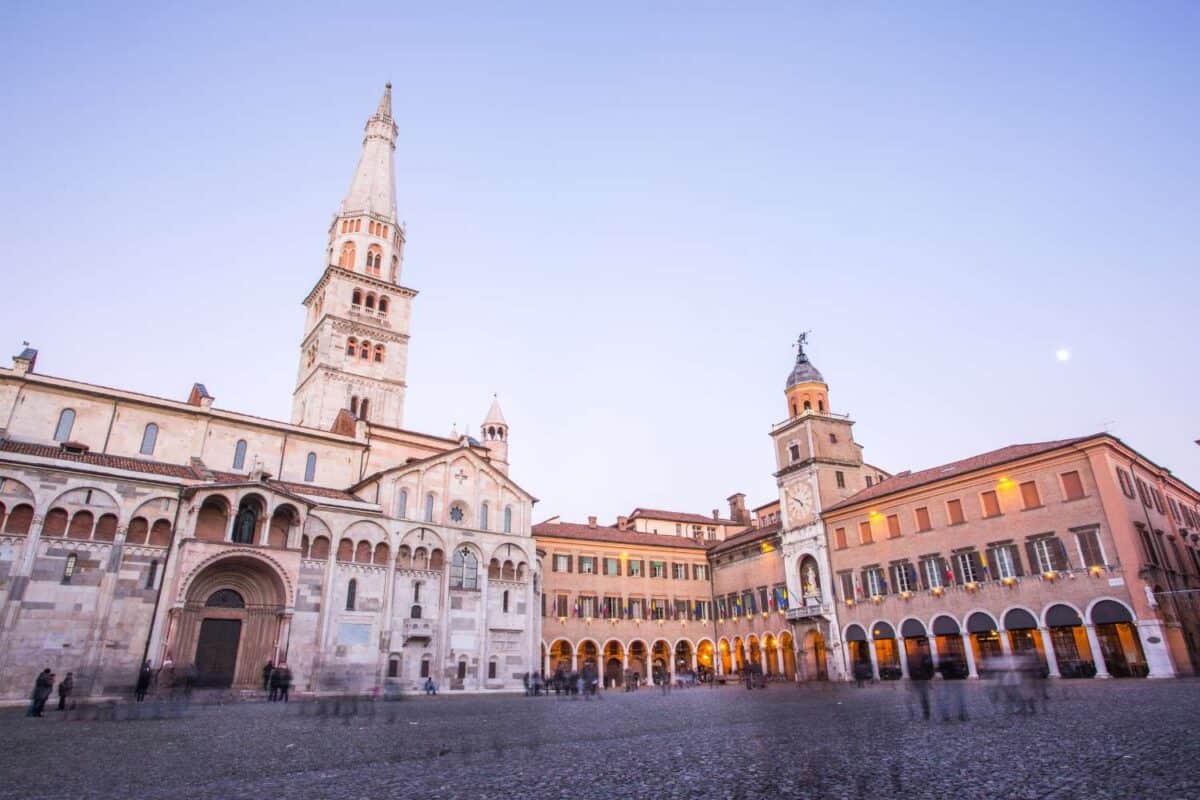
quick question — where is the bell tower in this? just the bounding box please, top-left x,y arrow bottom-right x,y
292,84 -> 417,430
480,395 -> 509,474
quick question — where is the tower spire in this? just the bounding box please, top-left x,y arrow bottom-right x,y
340,83 -> 399,224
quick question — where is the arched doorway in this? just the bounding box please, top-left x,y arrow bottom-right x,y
628,640 -> 648,682
697,640 -> 715,681
674,640 -> 693,678
1091,600 -> 1148,677
801,629 -> 826,680
967,612 -> 1001,674
577,640 -> 599,673
901,618 -> 931,677
603,640 -> 624,687
1044,604 -> 1095,678
780,631 -> 797,680
172,555 -> 287,688
762,634 -> 778,676
651,640 -> 671,684
872,622 -> 901,680
732,637 -> 746,673
845,624 -> 870,678
1003,608 -> 1046,669
549,639 -> 573,674
718,638 -> 732,676
747,635 -> 762,672
931,616 -> 967,678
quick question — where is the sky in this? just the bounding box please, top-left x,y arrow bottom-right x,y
1,2 -> 1197,522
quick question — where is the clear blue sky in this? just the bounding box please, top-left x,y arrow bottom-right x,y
2,2 -> 1197,521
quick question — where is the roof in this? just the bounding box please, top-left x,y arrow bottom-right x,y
786,342 -> 824,388
533,521 -> 710,551
627,508 -> 739,526
0,439 -> 363,502
824,435 -> 1101,513
709,522 -> 781,556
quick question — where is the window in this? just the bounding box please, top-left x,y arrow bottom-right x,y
232,439 -> 247,470
388,657 -> 400,678
834,527 -> 847,549
413,582 -> 422,603
838,571 -> 855,602
980,490 -> 1001,518
346,578 -> 357,610
946,499 -> 965,525
1151,488 -> 1165,514
424,493 -> 435,522
146,559 -> 158,589
836,471 -> 845,489
303,452 -> 317,482
1076,528 -> 1105,567
865,475 -> 874,488
503,506 -> 512,533
627,560 -> 643,578
1060,471 -> 1085,501
892,561 -> 917,592
863,567 -> 886,597
672,563 -> 688,580
953,551 -> 983,584
339,241 -> 357,268
886,514 -> 901,539
502,590 -> 510,613
53,409 -> 75,442
829,433 -> 838,443
450,548 -> 479,590
758,587 -> 769,612
580,595 -> 598,617
1028,536 -> 1069,573
378,296 -> 389,314
449,504 -> 464,524
139,423 -> 158,455
552,554 -> 571,572
858,520 -> 873,545
420,658 -> 431,679
579,556 -> 596,574
603,557 -> 620,576
789,444 -> 800,462
1135,478 -> 1151,507
352,289 -> 362,306
1137,525 -> 1159,566
651,599 -> 667,620
1019,481 -> 1041,510
914,507 -> 932,532
1168,497 -> 1181,522
554,594 -> 569,617
987,544 -> 1022,579
650,561 -> 666,578
1115,468 -> 1135,497
346,337 -> 357,356
488,660 -> 497,680
397,488 -> 408,519
359,398 -> 370,420
479,502 -> 489,530
55,552 -> 80,585
629,598 -> 645,619
693,564 -> 708,581
457,661 -> 467,680
920,557 -> 944,589
373,344 -> 385,363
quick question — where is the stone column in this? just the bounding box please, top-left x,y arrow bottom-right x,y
962,633 -> 979,678
1084,624 -> 1110,678
897,640 -> 910,679
1039,628 -> 1061,678
1136,619 -> 1178,678
998,630 -> 1013,656
927,636 -> 941,679
867,639 -> 880,681
276,613 -> 293,663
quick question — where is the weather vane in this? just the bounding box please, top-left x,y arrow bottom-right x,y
795,331 -> 811,352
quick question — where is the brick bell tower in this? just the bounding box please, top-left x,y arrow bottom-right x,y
292,84 -> 417,430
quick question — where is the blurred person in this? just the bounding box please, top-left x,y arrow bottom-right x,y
135,660 -> 153,702
27,668 -> 53,717
57,671 -> 74,711
936,656 -> 968,721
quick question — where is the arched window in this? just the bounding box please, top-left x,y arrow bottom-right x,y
387,655 -> 399,678
350,396 -> 359,416
359,398 -> 370,420
502,590 -> 510,613
503,506 -> 513,533
818,400 -> 825,412
410,604 -> 422,619
424,493 -> 435,522
479,502 -> 489,530
413,581 -> 422,602
232,439 -> 248,470
390,255 -> 399,282
53,409 -> 75,442
352,289 -> 362,306
346,578 -> 357,611
339,241 -> 356,269
365,293 -> 376,310
232,498 -> 259,545
62,553 -> 78,584
450,548 -> 479,590
803,400 -> 811,411
378,296 -> 389,314
359,341 -> 370,360
346,337 -> 358,356
304,452 -> 317,483
139,423 -> 158,455
397,488 -> 408,518
373,344 -> 384,363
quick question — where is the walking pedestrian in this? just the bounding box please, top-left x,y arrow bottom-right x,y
135,660 -> 152,702
57,672 -> 75,711
276,663 -> 292,703
909,654 -> 934,720
936,657 -> 968,721
262,660 -> 275,693
27,669 -> 54,717
268,665 -> 281,701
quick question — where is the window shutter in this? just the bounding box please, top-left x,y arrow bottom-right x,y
887,565 -> 899,594
1025,541 -> 1041,573
985,547 -> 999,579
951,555 -> 964,585
639,559 -> 645,577
1010,544 -> 1025,577
917,561 -> 929,590
1047,537 -> 1067,570
566,555 -> 573,573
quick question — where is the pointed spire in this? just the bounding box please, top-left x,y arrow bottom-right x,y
484,394 -> 507,425
340,83 -> 399,223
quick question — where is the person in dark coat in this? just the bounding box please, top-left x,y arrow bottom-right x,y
57,672 -> 75,711
909,654 -> 934,720
276,664 -> 292,703
28,669 -> 54,717
135,660 -> 152,702
262,660 -> 275,692
268,666 -> 281,701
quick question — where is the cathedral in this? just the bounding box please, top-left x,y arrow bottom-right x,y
0,85 -> 540,699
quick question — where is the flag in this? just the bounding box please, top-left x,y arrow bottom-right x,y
573,601 -> 581,618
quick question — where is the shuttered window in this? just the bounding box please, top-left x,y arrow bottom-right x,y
1115,467 -> 1135,498
1027,536 -> 1069,573
834,527 -> 847,549
1075,528 -> 1105,567
886,514 -> 901,539
1020,481 -> 1041,509
981,490 -> 1001,518
947,499 -> 965,525
858,521 -> 873,545
914,507 -> 932,532
1060,471 -> 1085,501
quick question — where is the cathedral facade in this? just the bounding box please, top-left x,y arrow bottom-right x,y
0,85 -> 540,700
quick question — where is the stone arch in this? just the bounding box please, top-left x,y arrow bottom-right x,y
1085,596 -> 1138,624
1040,600 -> 1085,628
268,503 -> 300,549
999,604 -> 1040,631
576,637 -> 601,672
548,638 -> 573,672
354,540 -> 372,563
717,638 -> 732,674
49,485 -> 119,511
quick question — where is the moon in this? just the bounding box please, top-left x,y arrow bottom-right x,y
1055,348 -> 1071,362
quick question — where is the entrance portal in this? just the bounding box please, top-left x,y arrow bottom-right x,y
195,618 -> 242,687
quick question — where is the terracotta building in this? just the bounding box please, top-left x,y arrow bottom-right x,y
0,85 -> 541,701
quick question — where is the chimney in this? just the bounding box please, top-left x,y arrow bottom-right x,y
587,516 -> 597,528
616,515 -> 629,531
187,383 -> 214,409
712,509 -> 719,520
12,346 -> 37,376
727,493 -> 749,524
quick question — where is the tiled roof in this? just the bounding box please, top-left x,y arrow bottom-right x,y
627,508 -> 739,526
271,479 -> 363,502
708,522 -> 781,555
0,439 -> 198,478
533,521 -> 710,551
824,435 -> 1101,513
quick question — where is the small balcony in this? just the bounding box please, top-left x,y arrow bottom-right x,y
402,618 -> 433,643
786,602 -> 831,622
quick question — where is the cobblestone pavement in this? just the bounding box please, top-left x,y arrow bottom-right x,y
1,679 -> 1197,800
